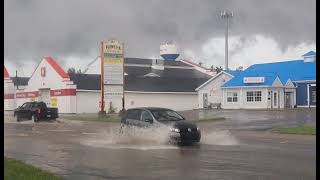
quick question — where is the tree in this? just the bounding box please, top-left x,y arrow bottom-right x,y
67,67 -> 83,74
67,68 -> 76,74
214,66 -> 223,73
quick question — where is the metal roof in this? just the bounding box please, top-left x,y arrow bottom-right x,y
302,51 -> 316,57
69,64 -> 210,92
223,58 -> 316,87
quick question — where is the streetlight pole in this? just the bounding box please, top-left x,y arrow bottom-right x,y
220,10 -> 233,70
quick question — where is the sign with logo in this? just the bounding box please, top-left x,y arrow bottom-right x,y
103,39 -> 124,85
243,77 -> 265,84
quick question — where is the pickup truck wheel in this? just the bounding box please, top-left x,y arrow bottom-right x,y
32,115 -> 39,123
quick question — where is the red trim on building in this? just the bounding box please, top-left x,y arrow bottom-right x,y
44,57 -> 70,79
4,66 -> 9,78
4,94 -> 14,99
16,91 -> 39,98
50,89 -> 76,96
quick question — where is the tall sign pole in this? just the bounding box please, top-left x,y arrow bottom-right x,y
100,41 -> 105,114
220,10 -> 233,70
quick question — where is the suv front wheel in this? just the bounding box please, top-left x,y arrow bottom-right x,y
15,114 -> 20,122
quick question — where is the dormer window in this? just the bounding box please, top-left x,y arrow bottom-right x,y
302,51 -> 316,62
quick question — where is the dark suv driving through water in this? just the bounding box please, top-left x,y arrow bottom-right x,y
120,107 -> 201,144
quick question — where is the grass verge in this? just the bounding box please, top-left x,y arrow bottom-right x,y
4,157 -> 61,180
272,124 -> 316,135
198,117 -> 226,122
60,114 -> 120,122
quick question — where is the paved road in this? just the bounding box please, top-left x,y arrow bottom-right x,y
4,109 -> 316,180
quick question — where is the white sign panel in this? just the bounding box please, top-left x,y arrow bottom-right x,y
243,77 -> 265,84
103,39 -> 124,85
104,85 -> 123,99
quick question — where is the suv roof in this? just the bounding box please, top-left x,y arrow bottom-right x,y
127,107 -> 172,111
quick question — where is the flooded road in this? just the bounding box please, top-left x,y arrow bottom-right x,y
4,109 -> 316,180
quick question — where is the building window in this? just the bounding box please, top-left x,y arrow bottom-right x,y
227,92 -> 238,102
312,91 -> 316,103
247,91 -> 262,102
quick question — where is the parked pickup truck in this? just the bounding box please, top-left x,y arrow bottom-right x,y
14,101 -> 58,122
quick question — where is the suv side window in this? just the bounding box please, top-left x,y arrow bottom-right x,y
21,103 -> 28,108
24,103 -> 32,109
141,110 -> 153,122
126,109 -> 141,120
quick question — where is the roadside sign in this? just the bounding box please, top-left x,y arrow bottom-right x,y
102,39 -> 124,85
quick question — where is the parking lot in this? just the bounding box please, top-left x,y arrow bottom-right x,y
4,109 -> 316,180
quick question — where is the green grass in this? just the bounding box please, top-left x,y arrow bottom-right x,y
4,157 -> 61,180
272,125 -> 316,135
60,113 -> 120,122
198,117 -> 225,122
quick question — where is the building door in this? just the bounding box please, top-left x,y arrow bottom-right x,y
38,88 -> 51,107
273,91 -> 279,108
285,92 -> 292,108
309,85 -> 316,106
203,93 -> 208,108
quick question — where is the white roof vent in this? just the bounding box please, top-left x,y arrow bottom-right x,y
152,59 -> 164,70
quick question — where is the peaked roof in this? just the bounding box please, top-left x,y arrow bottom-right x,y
302,51 -> 316,57
245,60 -> 316,82
4,66 -> 9,78
222,56 -> 316,87
44,57 -> 70,79
69,73 -> 208,92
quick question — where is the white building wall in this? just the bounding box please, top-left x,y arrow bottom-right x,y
198,73 -> 233,108
4,79 -> 15,110
222,87 -> 285,109
76,91 -> 100,113
125,92 -> 198,111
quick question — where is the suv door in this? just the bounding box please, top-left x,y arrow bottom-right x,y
140,110 -> 153,127
125,109 -> 141,127
19,103 -> 30,119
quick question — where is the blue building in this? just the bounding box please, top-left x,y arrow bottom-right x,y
197,51 -> 316,109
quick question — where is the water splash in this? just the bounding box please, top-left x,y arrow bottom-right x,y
81,125 -> 179,150
201,130 -> 238,145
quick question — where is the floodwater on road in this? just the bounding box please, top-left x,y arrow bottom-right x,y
4,109 -> 316,180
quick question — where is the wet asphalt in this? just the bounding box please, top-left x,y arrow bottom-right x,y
4,109 -> 316,180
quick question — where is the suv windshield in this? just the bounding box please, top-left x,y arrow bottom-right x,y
150,109 -> 184,121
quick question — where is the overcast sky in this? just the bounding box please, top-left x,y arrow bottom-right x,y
4,0 -> 316,76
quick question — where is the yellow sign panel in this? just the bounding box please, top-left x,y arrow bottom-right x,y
104,58 -> 123,63
51,97 -> 58,107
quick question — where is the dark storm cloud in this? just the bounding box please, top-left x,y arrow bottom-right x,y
4,0 -> 316,63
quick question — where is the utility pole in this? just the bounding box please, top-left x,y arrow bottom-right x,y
220,10 -> 233,70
